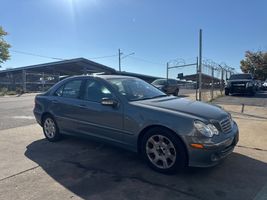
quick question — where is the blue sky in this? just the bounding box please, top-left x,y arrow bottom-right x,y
1,0 -> 267,78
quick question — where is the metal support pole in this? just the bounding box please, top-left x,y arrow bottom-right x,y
42,72 -> 45,92
198,29 -> 202,101
211,67 -> 214,100
166,62 -> 169,80
221,69 -> 224,94
196,57 -> 198,101
22,70 -> 26,93
83,67 -> 87,75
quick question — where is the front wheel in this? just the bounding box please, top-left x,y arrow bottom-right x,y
141,127 -> 187,174
42,115 -> 61,142
225,89 -> 229,96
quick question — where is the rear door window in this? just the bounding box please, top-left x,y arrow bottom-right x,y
168,79 -> 177,85
54,79 -> 83,99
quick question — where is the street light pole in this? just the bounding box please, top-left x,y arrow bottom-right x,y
199,29 -> 202,101
118,49 -> 122,72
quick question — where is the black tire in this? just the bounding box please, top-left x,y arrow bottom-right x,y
141,127 -> 187,174
42,115 -> 62,142
225,90 -> 229,96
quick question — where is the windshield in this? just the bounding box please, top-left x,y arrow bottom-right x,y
107,78 -> 167,101
229,74 -> 252,80
152,79 -> 167,85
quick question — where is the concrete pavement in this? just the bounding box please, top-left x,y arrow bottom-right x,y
0,91 -> 267,199
0,116 -> 267,199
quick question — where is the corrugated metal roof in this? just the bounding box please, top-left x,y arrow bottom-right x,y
0,58 -> 116,74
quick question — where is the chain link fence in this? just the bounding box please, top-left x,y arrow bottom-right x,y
167,58 -> 235,102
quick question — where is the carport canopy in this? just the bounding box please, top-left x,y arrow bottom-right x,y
0,58 -> 117,77
183,73 -> 221,83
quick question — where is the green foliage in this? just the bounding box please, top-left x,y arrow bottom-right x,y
0,26 -> 11,67
0,87 -> 8,96
240,51 -> 267,80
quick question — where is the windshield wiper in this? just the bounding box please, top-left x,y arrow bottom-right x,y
152,95 -> 168,98
136,95 -> 168,101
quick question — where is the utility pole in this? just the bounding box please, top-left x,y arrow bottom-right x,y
196,57 -> 198,101
118,49 -> 122,72
166,62 -> 169,80
118,49 -> 134,72
198,29 -> 202,101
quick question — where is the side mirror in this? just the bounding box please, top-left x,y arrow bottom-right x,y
101,98 -> 118,108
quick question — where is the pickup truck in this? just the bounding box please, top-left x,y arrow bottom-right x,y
225,73 -> 255,96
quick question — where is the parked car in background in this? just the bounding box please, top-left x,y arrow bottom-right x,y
34,75 -> 239,174
225,73 -> 255,96
151,78 -> 179,96
262,79 -> 267,90
254,80 -> 262,91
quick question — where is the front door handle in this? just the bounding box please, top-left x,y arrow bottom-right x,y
52,100 -> 59,104
78,104 -> 87,108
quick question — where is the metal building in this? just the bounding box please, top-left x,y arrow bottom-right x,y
0,58 -> 160,92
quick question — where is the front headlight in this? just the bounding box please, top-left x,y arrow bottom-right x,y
194,120 -> 219,137
246,82 -> 253,87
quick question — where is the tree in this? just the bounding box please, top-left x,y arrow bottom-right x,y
0,26 -> 11,67
240,51 -> 267,80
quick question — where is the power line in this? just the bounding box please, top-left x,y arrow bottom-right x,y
11,49 -> 119,61
89,54 -> 118,59
11,50 -> 65,61
129,56 -> 164,66
11,49 -> 164,68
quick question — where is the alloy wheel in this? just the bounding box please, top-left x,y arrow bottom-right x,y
146,134 -> 177,169
44,118 -> 56,139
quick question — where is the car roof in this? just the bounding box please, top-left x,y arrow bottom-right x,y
62,74 -> 138,81
154,78 -> 176,81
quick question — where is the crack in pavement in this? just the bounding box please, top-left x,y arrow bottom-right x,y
0,165 -> 40,182
237,145 -> 267,152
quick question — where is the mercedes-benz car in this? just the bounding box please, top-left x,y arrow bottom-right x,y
34,75 -> 239,173
225,73 -> 255,96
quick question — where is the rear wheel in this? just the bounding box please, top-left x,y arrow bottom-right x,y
141,127 -> 187,174
225,90 -> 229,96
42,115 -> 61,142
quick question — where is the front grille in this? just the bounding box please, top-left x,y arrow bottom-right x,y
220,117 -> 232,133
232,82 -> 246,87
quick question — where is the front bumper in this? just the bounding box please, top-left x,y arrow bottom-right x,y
187,122 -> 239,167
226,86 -> 254,94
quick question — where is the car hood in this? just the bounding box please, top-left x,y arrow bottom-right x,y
132,97 -> 228,121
